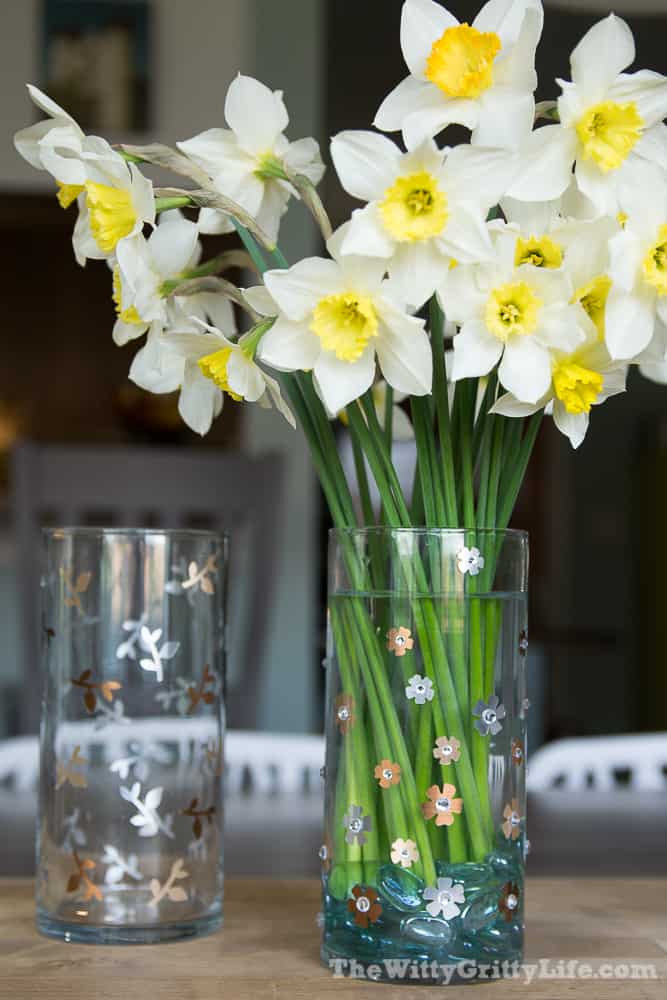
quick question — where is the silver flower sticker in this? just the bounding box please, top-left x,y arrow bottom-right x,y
94,698 -> 131,730
139,625 -> 180,683
456,546 -> 485,576
423,877 -> 465,919
101,844 -> 142,885
61,809 -> 86,851
120,782 -> 174,838
473,694 -> 506,736
343,804 -> 372,846
405,674 -> 435,705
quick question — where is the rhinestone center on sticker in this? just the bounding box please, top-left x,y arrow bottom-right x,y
349,817 -> 363,833
511,811 -> 521,826
356,896 -> 371,913
318,845 -> 328,861
382,768 -> 394,781
436,797 -> 451,811
337,706 -> 350,721
437,890 -> 452,906
506,893 -> 518,910
482,708 -> 497,725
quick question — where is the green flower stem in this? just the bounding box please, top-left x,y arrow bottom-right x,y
154,195 -> 192,213
411,397 -> 447,526
469,596 -> 494,840
429,298 -> 458,526
383,386 -> 394,450
498,412 -> 543,530
232,220 -> 269,273
460,383 -> 476,530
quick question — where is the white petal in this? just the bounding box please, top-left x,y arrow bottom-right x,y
185,292 -> 236,335
608,230 -> 642,292
387,241 -> 449,310
313,347 -> 376,415
113,317 -> 148,347
552,401 -> 589,449
257,317 -> 321,371
498,337 -> 552,403
13,120 -> 56,171
490,392 -> 543,417
197,207 -> 235,236
149,216 -> 200,278
129,327 -> 183,393
611,70 -> 667,128
330,131 -> 401,202
473,90 -> 534,150
244,284 -> 277,317
438,265 -> 487,324
438,204 -> 494,264
474,0 -> 542,47
506,125 -> 576,202
451,322 -> 503,380
400,0 -> 459,77
605,288 -> 656,360
262,372 -> 296,428
254,182 -> 290,245
391,405 -> 415,441
177,128 -> 235,171
179,362 -> 223,436
226,352 -> 266,402
375,305 -> 433,395
443,144 -> 518,207
634,123 -> 667,171
569,14 -> 635,102
282,137 -> 325,185
264,258 -> 343,321
375,76 -> 437,133
224,74 -> 288,156
573,157 -> 618,216
26,84 -> 79,126
340,204 -> 396,259
162,331 -> 221,361
403,94 -> 479,150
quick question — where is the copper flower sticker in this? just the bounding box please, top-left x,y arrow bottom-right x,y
386,626 -> 414,657
55,746 -> 88,790
187,665 -> 217,714
473,694 -> 506,736
405,674 -> 435,705
499,881 -> 521,922
422,784 -> 463,827
519,629 -> 529,657
149,858 -> 189,905
343,804 -> 372,845
60,568 -> 92,615
390,838 -> 419,869
502,799 -> 523,841
335,693 -> 356,734
423,877 -> 465,919
67,851 -> 102,902
181,797 -> 216,840
374,759 -> 401,789
72,669 -> 122,714
433,736 -> 461,765
347,885 -> 382,928
511,738 -> 525,766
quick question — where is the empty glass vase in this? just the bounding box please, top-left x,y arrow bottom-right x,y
37,528 -> 226,944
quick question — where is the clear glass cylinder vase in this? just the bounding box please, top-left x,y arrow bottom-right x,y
321,528 -> 529,984
37,528 -> 226,944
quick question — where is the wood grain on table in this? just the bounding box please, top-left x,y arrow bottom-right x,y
0,878 -> 665,999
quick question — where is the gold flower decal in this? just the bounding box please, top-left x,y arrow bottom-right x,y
187,664 -> 217,714
60,567 -> 92,615
499,881 -> 521,922
502,798 -> 523,840
374,759 -> 402,789
386,626 -> 414,657
421,783 -> 463,827
390,838 -> 419,869
347,885 -> 382,928
55,745 -> 88,790
67,851 -> 102,902
182,555 -> 217,595
181,797 -> 216,840
511,738 -> 525,767
433,736 -> 461,765
72,669 -> 122,714
335,693 -> 356,734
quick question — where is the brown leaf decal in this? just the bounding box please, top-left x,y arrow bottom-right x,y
101,681 -> 122,702
187,665 -> 217,714
193,816 -> 202,840
66,874 -> 80,893
84,689 -> 96,713
76,572 -> 92,594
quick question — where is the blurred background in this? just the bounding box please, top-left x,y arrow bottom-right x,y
1,0 -> 666,876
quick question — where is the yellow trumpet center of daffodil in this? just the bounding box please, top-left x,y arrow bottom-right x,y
112,268 -> 142,325
515,235 -> 563,269
485,282 -> 542,341
642,224 -> 667,296
426,23 -> 501,99
573,275 -> 612,339
575,101 -> 643,173
379,171 -> 448,242
198,348 -> 243,401
85,181 -> 137,253
552,360 -> 603,414
310,292 -> 378,362
56,181 -> 84,209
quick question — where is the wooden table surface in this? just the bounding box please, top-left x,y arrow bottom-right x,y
0,878 -> 665,999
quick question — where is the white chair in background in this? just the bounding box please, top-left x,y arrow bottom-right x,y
528,732 -> 667,792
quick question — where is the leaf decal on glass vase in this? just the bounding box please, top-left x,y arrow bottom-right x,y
120,782 -> 174,839
149,858 -> 189,905
138,626 -> 180,683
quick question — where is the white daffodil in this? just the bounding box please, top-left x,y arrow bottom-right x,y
130,318 -> 293,437
112,211 -> 201,346
330,132 -> 516,308
14,85 -> 87,191
442,225 -> 587,403
508,15 -> 667,213
252,226 -> 432,415
375,0 -> 544,150
177,74 -> 324,243
492,327 -> 627,448
605,173 -> 667,361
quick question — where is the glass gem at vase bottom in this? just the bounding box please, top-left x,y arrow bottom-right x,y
37,528 -> 226,944
321,528 -> 528,982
